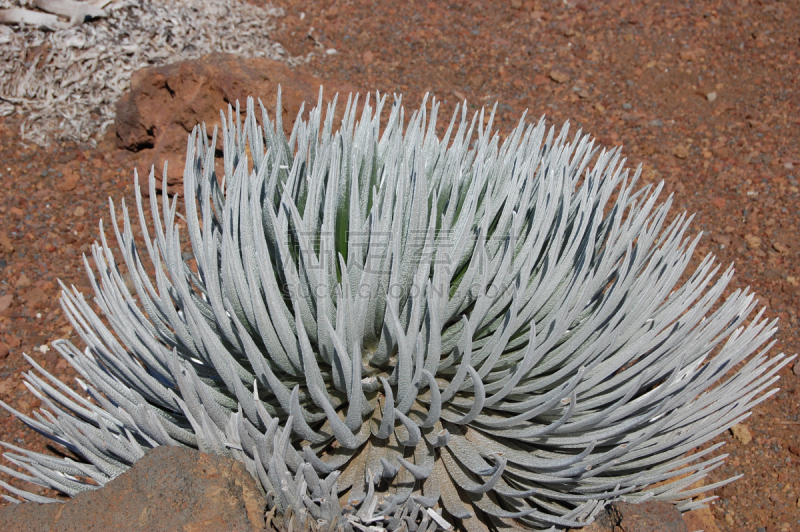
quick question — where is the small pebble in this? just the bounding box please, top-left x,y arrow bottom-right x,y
731,423 -> 752,445
744,234 -> 762,249
706,92 -> 717,102
622,103 -> 632,110
672,145 -> 689,159
326,48 -> 338,55
548,69 -> 571,83
772,242 -> 789,254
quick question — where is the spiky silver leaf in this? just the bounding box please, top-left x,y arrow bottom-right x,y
1,90 -> 793,531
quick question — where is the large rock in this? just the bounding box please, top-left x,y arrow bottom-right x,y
0,446 -> 268,531
0,448 -> 719,532
567,501 -> 690,532
113,52 -> 357,194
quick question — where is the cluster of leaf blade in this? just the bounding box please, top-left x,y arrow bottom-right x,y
0,90 -> 792,532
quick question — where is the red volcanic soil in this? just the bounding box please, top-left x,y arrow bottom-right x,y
0,1 -> 798,531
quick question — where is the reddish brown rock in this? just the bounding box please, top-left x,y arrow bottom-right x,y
682,505 -> 721,532
548,68 -> 571,83
0,293 -> 12,313
0,446 -> 268,531
567,501 -> 689,532
113,52 -> 358,195
0,232 -> 14,254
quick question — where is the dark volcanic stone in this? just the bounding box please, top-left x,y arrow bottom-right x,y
0,446 -> 268,531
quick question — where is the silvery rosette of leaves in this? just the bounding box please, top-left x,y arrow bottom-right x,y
0,90 -> 792,531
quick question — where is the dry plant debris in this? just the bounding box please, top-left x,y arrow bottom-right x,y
0,0 -> 300,146
0,0 -> 111,30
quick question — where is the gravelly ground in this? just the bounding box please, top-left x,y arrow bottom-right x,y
0,1 -> 798,531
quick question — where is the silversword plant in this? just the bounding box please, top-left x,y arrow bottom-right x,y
0,91 -> 792,531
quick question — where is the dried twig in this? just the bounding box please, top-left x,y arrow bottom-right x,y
0,7 -> 66,28
32,0 -> 108,25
